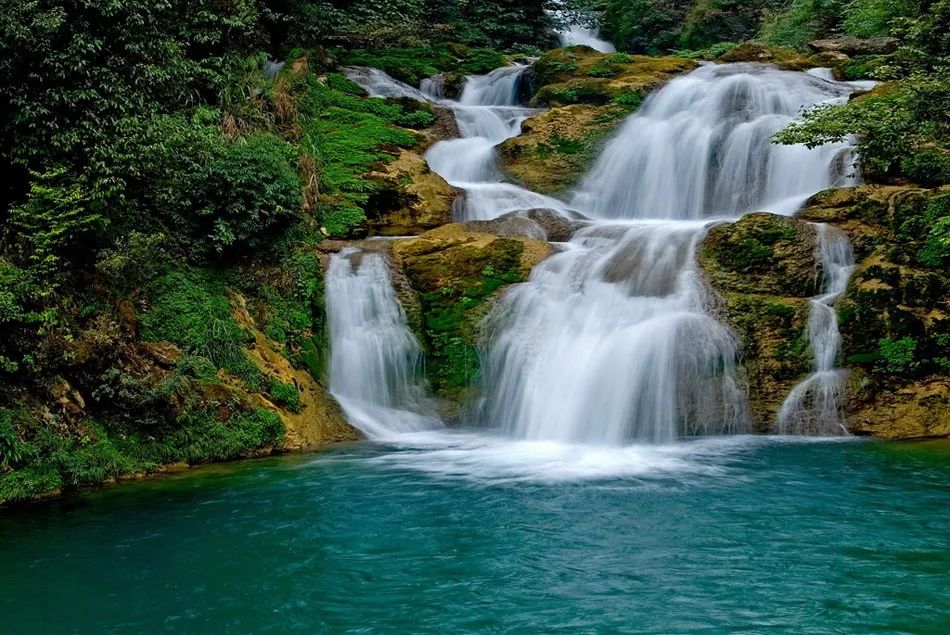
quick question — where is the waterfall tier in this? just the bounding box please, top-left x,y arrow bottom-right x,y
572,63 -> 856,220
776,224 -> 856,435
326,249 -> 441,439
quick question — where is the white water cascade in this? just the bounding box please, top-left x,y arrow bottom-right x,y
481,221 -> 748,443
572,63 -> 856,219
326,248 -> 441,440
554,15 -> 615,52
775,225 -> 856,435
341,61 -> 866,448
426,66 -> 570,220
347,64 -> 567,220
480,63 -> 861,443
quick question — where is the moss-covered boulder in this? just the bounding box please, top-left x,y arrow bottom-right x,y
531,47 -> 696,107
714,42 -> 815,70
700,213 -> 819,429
797,185 -> 950,437
498,104 -> 633,194
393,224 -> 552,402
363,148 -> 458,236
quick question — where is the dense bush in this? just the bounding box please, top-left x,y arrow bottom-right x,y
775,74 -> 949,185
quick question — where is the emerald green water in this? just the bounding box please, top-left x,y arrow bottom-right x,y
1,436 -> 948,634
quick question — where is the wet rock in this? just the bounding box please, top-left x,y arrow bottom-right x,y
392,224 -> 553,400
699,213 -> 819,429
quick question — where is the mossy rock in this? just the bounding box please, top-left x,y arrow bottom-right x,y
796,185 -> 950,437
531,47 -> 696,107
715,42 -> 815,70
363,148 -> 457,236
498,104 -> 633,194
700,213 -> 817,430
393,225 -> 552,401
700,213 -> 819,297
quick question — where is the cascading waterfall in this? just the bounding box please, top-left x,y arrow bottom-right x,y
480,63 -> 861,443
326,248 -> 441,439
342,61 -> 866,447
553,12 -> 616,52
426,66 -> 569,219
481,221 -> 747,443
775,225 -> 856,435
347,65 -> 567,219
572,63 -> 856,219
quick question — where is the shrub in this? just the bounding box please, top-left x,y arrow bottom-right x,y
269,379 -> 303,413
878,337 -> 919,374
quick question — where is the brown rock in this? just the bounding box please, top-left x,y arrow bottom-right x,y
807,36 -> 900,56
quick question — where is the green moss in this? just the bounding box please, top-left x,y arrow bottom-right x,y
269,379 -> 302,413
402,238 -> 529,397
141,268 -> 261,388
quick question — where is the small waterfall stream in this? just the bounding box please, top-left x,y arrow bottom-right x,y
342,60 -> 865,449
776,225 -> 856,435
326,248 -> 441,439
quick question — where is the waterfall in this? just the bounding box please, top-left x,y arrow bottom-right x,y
479,63 -> 862,444
425,66 -> 569,220
775,225 -> 856,435
343,61 -> 867,446
326,248 -> 441,440
554,15 -> 615,52
481,221 -> 747,443
572,63 -> 856,220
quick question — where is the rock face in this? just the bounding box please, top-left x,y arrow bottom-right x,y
232,298 -> 357,450
808,36 -> 900,56
392,224 -> 553,402
797,185 -> 950,438
700,187 -> 949,438
499,104 -> 633,194
364,148 -> 458,236
699,213 -> 819,430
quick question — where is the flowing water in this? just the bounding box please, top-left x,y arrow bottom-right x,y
0,60 -> 943,635
326,248 -> 440,439
776,224 -> 857,435
554,15 -> 616,52
2,439 -> 948,633
346,62 -> 864,442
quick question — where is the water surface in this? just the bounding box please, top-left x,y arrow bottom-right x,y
1,436 -> 948,634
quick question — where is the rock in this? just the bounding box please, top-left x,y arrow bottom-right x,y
461,209 -> 585,242
499,104 -> 631,194
699,213 -> 820,429
807,36 -> 900,56
392,224 -> 553,401
701,213 -> 819,297
531,47 -> 696,107
231,295 -> 357,450
717,43 -> 813,70
364,148 -> 458,236
847,375 -> 950,438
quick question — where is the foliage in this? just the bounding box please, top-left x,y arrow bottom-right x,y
774,75 -> 950,186
140,269 -> 261,386
269,379 -> 303,412
877,337 -> 919,373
